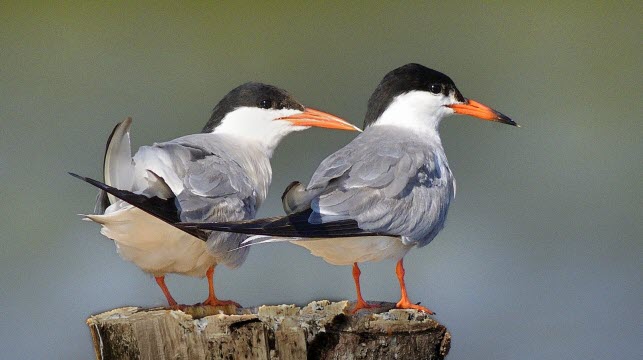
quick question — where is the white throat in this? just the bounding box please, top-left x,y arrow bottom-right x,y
211,107 -> 307,157
372,91 -> 454,136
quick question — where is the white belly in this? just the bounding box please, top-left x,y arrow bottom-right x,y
85,203 -> 216,277
291,236 -> 413,266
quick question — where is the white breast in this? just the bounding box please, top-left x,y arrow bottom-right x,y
291,236 -> 413,266
85,203 -> 216,277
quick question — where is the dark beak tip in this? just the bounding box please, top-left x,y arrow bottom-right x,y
496,112 -> 517,127
505,118 -> 518,127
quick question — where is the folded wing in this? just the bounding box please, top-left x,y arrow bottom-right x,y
188,127 -> 455,247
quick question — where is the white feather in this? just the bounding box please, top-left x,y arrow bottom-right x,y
234,235 -> 299,250
85,107 -> 313,278
237,234 -> 413,265
213,107 -> 307,157
86,204 -> 216,277
372,90 -> 455,137
291,236 -> 413,265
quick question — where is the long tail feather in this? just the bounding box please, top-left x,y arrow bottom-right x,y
70,172 -> 207,240
180,209 -> 385,239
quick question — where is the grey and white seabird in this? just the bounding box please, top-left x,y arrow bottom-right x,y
181,64 -> 517,313
71,82 -> 360,308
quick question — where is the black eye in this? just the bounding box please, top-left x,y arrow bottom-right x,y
259,99 -> 272,109
429,84 -> 442,94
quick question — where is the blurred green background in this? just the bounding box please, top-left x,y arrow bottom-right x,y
1,1 -> 640,359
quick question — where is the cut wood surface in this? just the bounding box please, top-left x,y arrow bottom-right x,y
87,300 -> 450,360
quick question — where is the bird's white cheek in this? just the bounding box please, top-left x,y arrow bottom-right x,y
442,106 -> 455,116
213,107 -> 306,156
214,108 -> 300,136
373,91 -> 447,131
273,120 -> 309,133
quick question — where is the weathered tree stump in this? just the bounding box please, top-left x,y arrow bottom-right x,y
87,300 -> 450,359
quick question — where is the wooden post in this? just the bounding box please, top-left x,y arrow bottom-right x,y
87,300 -> 450,359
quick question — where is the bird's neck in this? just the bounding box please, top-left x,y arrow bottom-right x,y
370,91 -> 450,139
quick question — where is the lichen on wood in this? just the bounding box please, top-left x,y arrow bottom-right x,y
87,300 -> 450,360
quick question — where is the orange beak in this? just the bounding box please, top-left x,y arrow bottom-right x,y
278,107 -> 362,132
448,99 -> 517,126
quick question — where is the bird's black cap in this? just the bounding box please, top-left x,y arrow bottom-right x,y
202,82 -> 305,133
363,63 -> 465,128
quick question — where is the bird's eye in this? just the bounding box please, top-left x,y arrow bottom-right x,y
429,84 -> 442,94
259,99 -> 272,109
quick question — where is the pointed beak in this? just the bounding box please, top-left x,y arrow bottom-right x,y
278,107 -> 362,132
448,99 -> 517,126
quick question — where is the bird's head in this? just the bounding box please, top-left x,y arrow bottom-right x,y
364,63 -> 516,131
203,82 -> 359,154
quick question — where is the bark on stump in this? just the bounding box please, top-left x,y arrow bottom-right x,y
87,300 -> 450,360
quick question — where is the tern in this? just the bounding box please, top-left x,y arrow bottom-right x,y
71,82 -> 360,308
181,64 -> 517,313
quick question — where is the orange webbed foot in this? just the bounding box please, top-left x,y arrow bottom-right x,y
394,259 -> 435,314
395,299 -> 434,314
351,299 -> 376,313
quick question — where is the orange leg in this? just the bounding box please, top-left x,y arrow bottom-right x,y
155,276 -> 179,309
395,258 -> 434,314
351,262 -> 374,312
201,265 -> 241,307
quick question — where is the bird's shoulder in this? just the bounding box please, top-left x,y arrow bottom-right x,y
133,134 -> 259,209
307,126 -> 440,191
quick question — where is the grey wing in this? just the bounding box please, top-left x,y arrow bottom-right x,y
136,140 -> 257,267
176,151 -> 257,223
180,151 -> 256,267
306,130 -> 455,247
279,138 -> 356,213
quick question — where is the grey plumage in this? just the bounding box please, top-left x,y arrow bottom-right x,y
83,124 -> 276,270
127,133 -> 273,267
281,181 -> 307,214
190,124 -> 455,249
74,82 -> 362,307
284,125 -> 455,247
178,63 -> 513,314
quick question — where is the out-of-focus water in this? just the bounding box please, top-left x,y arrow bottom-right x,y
1,2 -> 640,359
